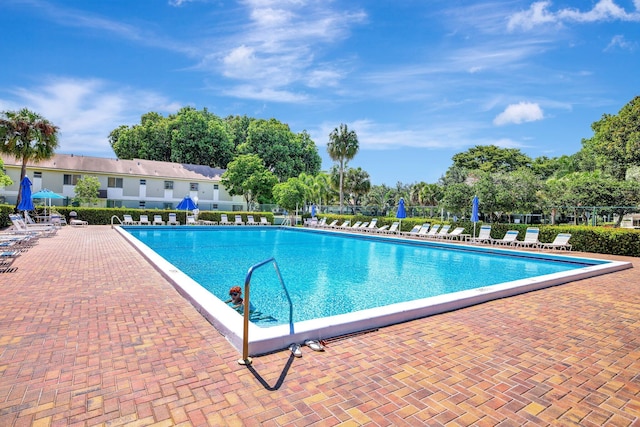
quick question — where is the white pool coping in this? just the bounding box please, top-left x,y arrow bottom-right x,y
116,226 -> 633,356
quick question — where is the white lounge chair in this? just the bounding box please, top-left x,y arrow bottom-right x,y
246,215 -> 259,225
234,215 -> 245,225
69,218 -> 88,227
540,233 -> 572,251
219,214 -> 231,225
493,230 -> 519,246
514,227 -> 541,248
433,224 -> 452,238
260,216 -> 272,225
8,214 -> 57,237
361,219 -> 379,232
139,215 -> 151,225
337,220 -> 351,229
167,213 -> 180,225
153,215 -> 165,225
419,224 -> 441,238
122,214 -> 135,225
350,221 -> 362,229
402,224 -> 422,236
379,222 -> 400,234
441,227 -> 468,241
469,225 -> 493,244
186,216 -> 197,225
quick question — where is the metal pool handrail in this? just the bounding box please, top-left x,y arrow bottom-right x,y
238,257 -> 293,365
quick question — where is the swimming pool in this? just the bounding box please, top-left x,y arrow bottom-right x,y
117,226 -> 632,355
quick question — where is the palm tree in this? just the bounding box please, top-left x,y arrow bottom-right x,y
0,108 -> 59,209
327,123 -> 359,214
344,167 -> 371,211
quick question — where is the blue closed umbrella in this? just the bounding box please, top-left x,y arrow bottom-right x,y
176,196 -> 198,222
311,204 -> 316,218
396,197 -> 407,231
17,176 -> 34,211
471,195 -> 479,237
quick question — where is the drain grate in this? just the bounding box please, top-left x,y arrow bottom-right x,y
0,267 -> 17,273
320,328 -> 379,347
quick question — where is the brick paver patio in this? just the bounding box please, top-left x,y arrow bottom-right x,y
0,226 -> 638,426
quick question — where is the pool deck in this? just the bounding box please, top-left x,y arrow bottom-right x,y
1,226 -> 638,426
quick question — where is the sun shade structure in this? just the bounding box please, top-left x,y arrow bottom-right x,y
31,189 -> 64,220
471,195 -> 479,237
176,196 -> 198,223
396,197 -> 407,232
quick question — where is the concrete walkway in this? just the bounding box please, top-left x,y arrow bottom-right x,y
0,226 -> 638,426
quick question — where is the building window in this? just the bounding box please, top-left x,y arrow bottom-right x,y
139,201 -> 146,208
190,182 -> 198,191
164,181 -> 173,190
163,203 -> 173,209
212,204 -> 218,209
214,184 -> 219,190
64,174 -> 81,185
108,177 -> 123,188
34,171 -> 42,178
140,179 -> 146,185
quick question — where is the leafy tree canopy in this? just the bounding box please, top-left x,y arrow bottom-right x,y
73,176 -> 101,206
0,108 -> 59,209
581,95 -> 640,180
451,145 -> 532,173
238,118 -> 321,181
272,177 -> 307,213
220,154 -> 278,207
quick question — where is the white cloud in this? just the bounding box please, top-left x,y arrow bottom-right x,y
493,102 -> 544,125
605,35 -> 637,51
215,1 -> 366,102
2,77 -> 182,156
508,0 -> 640,31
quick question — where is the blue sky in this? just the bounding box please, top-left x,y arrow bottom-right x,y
1,0 -> 639,185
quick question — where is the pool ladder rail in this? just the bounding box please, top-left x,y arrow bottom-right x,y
238,257 -> 293,366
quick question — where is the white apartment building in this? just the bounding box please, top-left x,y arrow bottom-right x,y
0,153 -> 246,211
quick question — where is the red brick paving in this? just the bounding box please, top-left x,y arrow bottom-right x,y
0,226 -> 638,426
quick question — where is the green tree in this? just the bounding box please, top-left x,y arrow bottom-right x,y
239,118 -> 321,181
73,176 -> 101,206
0,108 -> 59,209
441,183 -> 474,218
139,112 -> 171,162
581,96 -> 640,180
272,177 -> 307,222
418,183 -> 443,217
170,107 -> 234,168
221,154 -> 278,208
225,114 -> 253,149
0,158 -> 13,187
451,145 -> 532,173
327,123 -> 359,214
343,167 -> 371,210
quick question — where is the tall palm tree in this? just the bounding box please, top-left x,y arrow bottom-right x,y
0,108 -> 59,209
327,123 -> 359,214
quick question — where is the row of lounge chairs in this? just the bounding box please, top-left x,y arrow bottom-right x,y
309,219 -> 469,240
469,225 -> 572,250
2,214 -> 61,272
309,218 -> 572,250
122,214 -> 272,226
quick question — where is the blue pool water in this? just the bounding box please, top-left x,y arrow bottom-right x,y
127,227 -> 600,327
